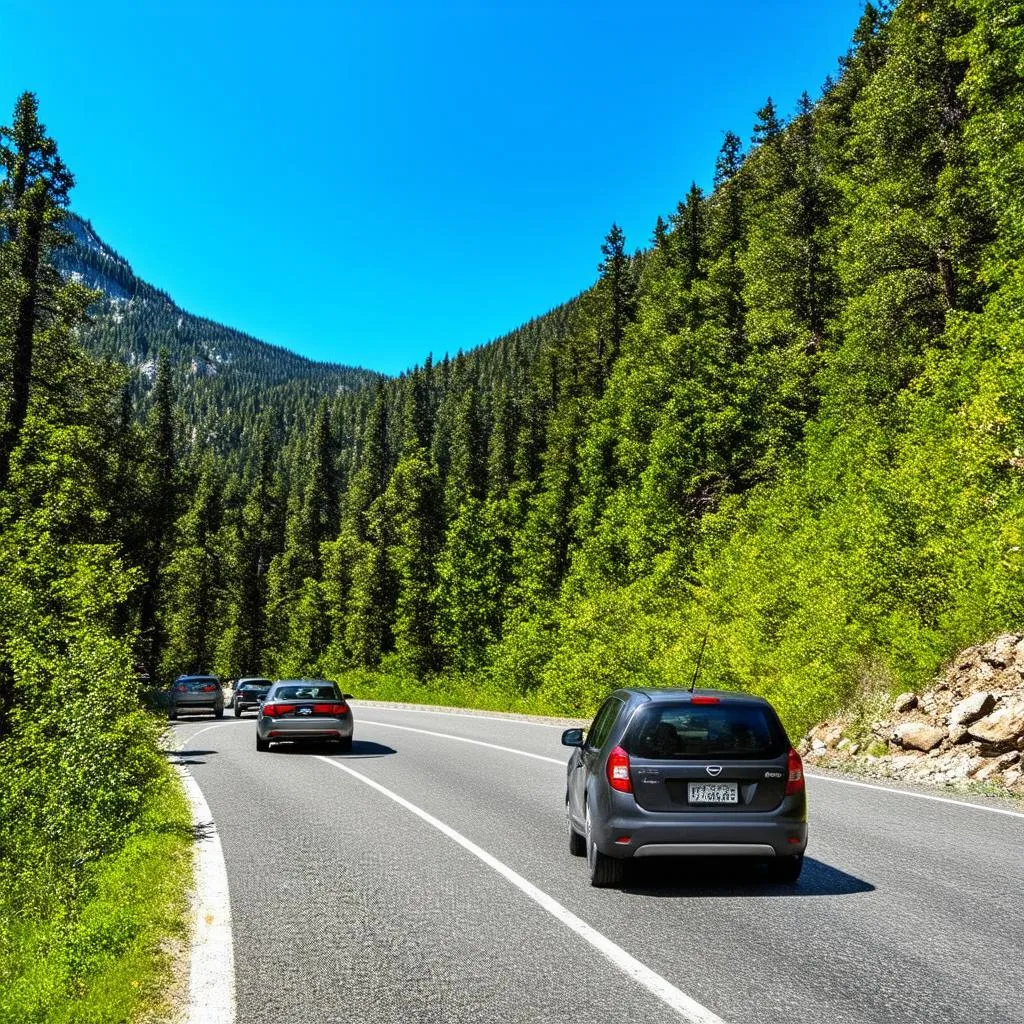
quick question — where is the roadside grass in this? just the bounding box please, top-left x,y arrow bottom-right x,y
0,764 -> 193,1024
335,665 -> 561,718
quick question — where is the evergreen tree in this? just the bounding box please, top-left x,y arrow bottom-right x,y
0,92 -> 75,489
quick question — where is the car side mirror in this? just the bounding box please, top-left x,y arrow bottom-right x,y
341,693 -> 353,700
561,728 -> 584,747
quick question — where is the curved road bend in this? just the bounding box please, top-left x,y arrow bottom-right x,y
170,705 -> 1024,1024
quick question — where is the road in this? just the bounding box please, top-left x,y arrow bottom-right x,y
171,704 -> 1024,1024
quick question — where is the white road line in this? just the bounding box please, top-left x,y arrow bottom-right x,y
173,720 -> 241,748
176,768 -> 236,1024
806,772 -> 1024,820
352,702 -> 569,728
314,755 -> 727,1024
357,718 -> 566,764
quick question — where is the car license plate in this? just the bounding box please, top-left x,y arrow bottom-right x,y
688,782 -> 738,804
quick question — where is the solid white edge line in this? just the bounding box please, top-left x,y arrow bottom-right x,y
313,754 -> 727,1024
805,772 -> 1024,820
357,717 -> 567,764
173,744 -> 236,1024
361,711 -> 1024,822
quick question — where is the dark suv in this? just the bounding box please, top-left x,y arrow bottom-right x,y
232,677 -> 272,716
563,688 -> 808,887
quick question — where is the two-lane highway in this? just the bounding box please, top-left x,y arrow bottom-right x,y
171,704 -> 1024,1023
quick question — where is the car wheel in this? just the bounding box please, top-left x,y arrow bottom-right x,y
567,800 -> 585,857
256,734 -> 270,752
767,854 -> 803,884
214,706 -> 224,719
336,736 -> 353,753
234,704 -> 242,718
585,802 -> 624,887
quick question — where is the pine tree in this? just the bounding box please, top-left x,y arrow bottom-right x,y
0,92 -> 75,489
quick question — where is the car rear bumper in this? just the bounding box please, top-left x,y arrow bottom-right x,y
257,717 -> 353,742
593,797 -> 808,859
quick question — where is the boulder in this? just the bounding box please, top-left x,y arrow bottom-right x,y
894,692 -> 918,713
891,722 -> 945,753
949,692 -> 995,730
967,698 -> 1024,750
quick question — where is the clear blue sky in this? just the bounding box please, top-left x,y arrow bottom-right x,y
0,0 -> 863,375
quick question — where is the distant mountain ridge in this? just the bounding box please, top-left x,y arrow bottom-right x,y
54,213 -> 384,401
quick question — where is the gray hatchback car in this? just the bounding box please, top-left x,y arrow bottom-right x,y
255,680 -> 353,752
563,688 -> 808,887
168,675 -> 224,719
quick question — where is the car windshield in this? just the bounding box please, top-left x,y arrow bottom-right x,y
627,702 -> 787,760
273,684 -> 338,700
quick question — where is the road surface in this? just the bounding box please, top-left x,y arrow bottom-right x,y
171,703 -> 1024,1024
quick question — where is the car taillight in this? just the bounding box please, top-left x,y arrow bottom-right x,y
312,703 -> 349,715
606,746 -> 633,794
202,684 -> 217,692
690,695 -> 720,704
785,747 -> 805,796
175,684 -> 188,692
262,703 -> 295,717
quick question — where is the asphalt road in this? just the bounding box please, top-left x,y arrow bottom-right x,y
171,704 -> 1024,1024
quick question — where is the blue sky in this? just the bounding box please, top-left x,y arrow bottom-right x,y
0,1 -> 863,375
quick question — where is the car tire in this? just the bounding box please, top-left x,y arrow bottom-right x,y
336,736 -> 353,753
567,801 -> 586,857
214,706 -> 224,719
585,802 -> 624,887
768,854 -> 803,883
256,734 -> 270,752
234,704 -> 242,718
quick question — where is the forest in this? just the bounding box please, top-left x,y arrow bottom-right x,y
1,0 -> 1023,1015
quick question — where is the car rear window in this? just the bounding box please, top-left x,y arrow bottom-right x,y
239,681 -> 270,690
273,684 -> 339,700
626,702 -> 787,760
179,678 -> 219,691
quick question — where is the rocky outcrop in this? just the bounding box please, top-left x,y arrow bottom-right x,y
801,633 -> 1024,797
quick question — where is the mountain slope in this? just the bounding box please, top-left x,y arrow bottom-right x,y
53,214 -> 383,437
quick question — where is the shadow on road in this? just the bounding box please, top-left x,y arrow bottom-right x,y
621,856 -> 874,898
270,739 -> 398,758
166,748 -> 218,765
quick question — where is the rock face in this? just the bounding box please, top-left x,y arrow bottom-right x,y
801,634 -> 1024,797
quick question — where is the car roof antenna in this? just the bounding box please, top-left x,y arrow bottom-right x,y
689,631 -> 709,693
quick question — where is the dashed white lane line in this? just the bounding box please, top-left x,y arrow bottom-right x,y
357,717 -> 566,764
806,772 -> 1024,820
176,767 -> 236,1024
314,754 -> 728,1024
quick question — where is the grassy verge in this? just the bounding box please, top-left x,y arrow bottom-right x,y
337,665 -> 562,717
0,763 -> 193,1024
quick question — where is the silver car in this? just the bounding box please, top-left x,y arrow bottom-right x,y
168,675 -> 224,719
255,680 -> 353,752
